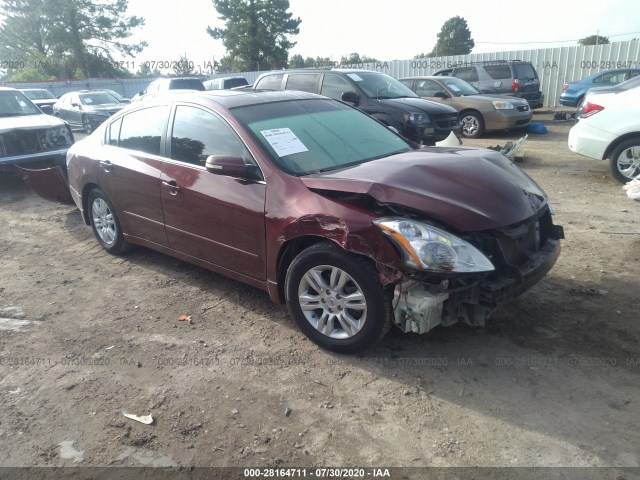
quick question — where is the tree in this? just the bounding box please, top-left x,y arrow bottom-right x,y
288,53 -> 306,68
135,62 -> 161,77
578,35 -> 610,46
0,0 -> 146,80
425,16 -> 474,57
208,0 -> 301,71
340,53 -> 377,65
173,54 -> 195,75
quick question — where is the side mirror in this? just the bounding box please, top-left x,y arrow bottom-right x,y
341,91 -> 359,105
434,91 -> 448,99
205,155 -> 260,180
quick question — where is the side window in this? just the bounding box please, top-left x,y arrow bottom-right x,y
320,75 -> 353,100
415,80 -> 441,97
399,79 -> 414,89
483,64 -> 512,80
285,74 -> 319,93
627,70 -> 640,80
255,74 -> 284,90
456,67 -> 479,83
595,72 -> 625,84
119,106 -> 168,156
106,117 -> 122,146
170,105 -> 253,167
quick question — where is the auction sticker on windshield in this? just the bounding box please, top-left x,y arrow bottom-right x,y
347,73 -> 364,82
260,128 -> 308,157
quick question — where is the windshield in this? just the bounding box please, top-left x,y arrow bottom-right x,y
0,91 -> 42,116
233,99 -> 411,175
22,89 -> 56,100
349,72 -> 418,99
438,77 -> 480,96
79,92 -> 120,105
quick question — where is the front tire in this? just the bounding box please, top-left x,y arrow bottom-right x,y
609,138 -> 640,183
82,115 -> 93,134
88,188 -> 130,254
461,111 -> 484,138
285,243 -> 391,354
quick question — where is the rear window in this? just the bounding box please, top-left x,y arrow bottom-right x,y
483,64 -> 511,80
513,63 -> 537,80
168,79 -> 205,91
224,78 -> 248,88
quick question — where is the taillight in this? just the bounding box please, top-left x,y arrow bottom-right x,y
510,79 -> 519,92
581,102 -> 604,118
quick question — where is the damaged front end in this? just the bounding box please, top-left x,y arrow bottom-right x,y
387,205 -> 563,334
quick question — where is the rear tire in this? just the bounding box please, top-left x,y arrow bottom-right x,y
88,188 -> 130,254
609,138 -> 640,183
285,242 -> 392,354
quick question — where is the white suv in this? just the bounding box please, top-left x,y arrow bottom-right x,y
568,82 -> 640,183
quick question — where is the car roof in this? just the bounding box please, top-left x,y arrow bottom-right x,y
137,89 -> 325,109
260,68 -> 382,75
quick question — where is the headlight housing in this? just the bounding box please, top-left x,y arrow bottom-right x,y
492,100 -> 514,110
405,112 -> 429,125
374,218 -> 495,273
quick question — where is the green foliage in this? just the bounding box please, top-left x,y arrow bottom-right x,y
173,54 -> 195,75
578,35 -> 610,46
339,53 -> 377,65
208,0 -> 301,71
418,16 -> 474,57
0,0 -> 145,80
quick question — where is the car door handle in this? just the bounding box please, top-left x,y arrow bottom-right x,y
98,160 -> 113,173
162,180 -> 181,195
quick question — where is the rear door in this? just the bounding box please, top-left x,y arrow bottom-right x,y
97,105 -> 170,246
513,62 -> 540,94
160,104 -> 267,280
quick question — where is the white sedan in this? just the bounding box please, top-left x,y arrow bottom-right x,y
568,83 -> 640,183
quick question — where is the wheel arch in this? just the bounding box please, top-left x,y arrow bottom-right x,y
603,132 -> 640,160
80,182 -> 99,225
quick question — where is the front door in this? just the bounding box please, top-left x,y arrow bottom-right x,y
160,104 -> 267,280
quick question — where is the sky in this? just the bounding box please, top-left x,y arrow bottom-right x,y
123,0 -> 640,72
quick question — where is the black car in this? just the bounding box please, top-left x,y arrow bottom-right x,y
253,69 -> 461,145
53,90 -> 126,134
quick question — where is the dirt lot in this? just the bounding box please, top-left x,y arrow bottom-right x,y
1,114 -> 639,476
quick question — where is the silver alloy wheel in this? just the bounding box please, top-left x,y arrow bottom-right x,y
297,265 -> 367,339
615,145 -> 640,179
91,198 -> 117,246
462,114 -> 480,137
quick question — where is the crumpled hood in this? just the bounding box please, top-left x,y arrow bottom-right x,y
300,148 -> 548,232
0,114 -> 68,131
381,96 -> 458,114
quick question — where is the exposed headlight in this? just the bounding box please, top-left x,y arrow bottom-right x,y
46,126 -> 73,147
374,218 -> 495,273
405,112 -> 430,124
492,100 -> 514,110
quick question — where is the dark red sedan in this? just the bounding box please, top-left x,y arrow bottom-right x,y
18,90 -> 563,353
